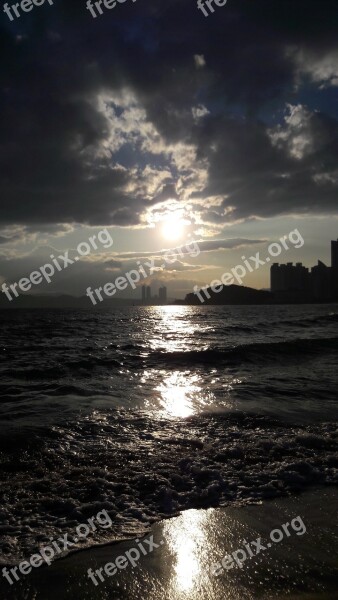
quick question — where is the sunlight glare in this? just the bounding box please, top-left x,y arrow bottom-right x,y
164,510 -> 210,595
161,213 -> 186,241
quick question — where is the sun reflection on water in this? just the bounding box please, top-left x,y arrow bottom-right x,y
137,306 -> 240,418
156,371 -> 207,418
163,509 -> 216,597
147,305 -> 210,353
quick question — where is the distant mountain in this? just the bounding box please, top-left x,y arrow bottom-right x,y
185,284 -> 273,305
0,294 -> 137,309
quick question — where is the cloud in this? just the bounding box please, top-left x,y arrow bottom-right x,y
291,48 -> 338,88
195,238 -> 267,252
269,104 -> 314,160
0,0 -> 338,235
194,54 -> 206,69
110,238 -> 265,261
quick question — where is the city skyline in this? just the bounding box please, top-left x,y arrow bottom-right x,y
141,284 -> 168,305
271,237 -> 338,301
1,237 -> 337,307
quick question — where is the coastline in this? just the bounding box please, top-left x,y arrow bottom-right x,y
2,487 -> 337,600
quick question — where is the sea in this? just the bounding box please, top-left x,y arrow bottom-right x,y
0,304 -> 337,564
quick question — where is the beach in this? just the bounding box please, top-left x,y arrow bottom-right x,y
1,488 -> 337,599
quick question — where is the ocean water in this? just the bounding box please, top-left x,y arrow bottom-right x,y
0,304 -> 337,564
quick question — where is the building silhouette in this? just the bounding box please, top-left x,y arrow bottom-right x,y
271,238 -> 338,302
271,262 -> 309,293
332,239 -> 338,270
311,260 -> 331,300
332,239 -> 338,298
141,284 -> 169,305
141,285 -> 152,304
159,286 -> 167,304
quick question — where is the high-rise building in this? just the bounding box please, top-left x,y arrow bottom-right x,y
270,262 -> 309,292
311,260 -> 331,300
270,238 -> 338,301
159,286 -> 167,303
295,262 -> 310,291
331,239 -> 338,299
141,285 -> 146,304
331,239 -> 338,271
270,263 -> 283,292
146,286 -> 151,302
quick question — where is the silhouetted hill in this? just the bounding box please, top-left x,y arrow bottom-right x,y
185,284 -> 273,305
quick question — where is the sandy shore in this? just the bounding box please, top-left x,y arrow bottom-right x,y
1,487 -> 337,599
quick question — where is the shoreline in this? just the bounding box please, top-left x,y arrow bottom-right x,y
1,487 -> 337,599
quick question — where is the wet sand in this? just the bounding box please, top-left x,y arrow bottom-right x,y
2,488 -> 337,600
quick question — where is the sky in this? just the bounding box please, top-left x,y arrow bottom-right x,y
1,0 -> 338,299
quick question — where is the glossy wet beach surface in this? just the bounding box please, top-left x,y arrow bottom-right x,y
2,488 -> 337,600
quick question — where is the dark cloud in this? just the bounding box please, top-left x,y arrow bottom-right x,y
103,259 -> 123,269
193,106 -> 338,221
0,234 -> 22,244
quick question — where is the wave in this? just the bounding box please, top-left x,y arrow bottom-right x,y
144,337 -> 338,367
276,312 -> 338,328
1,337 -> 336,379
0,410 -> 337,565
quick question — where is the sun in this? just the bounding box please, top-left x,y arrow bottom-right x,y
161,214 -> 186,241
